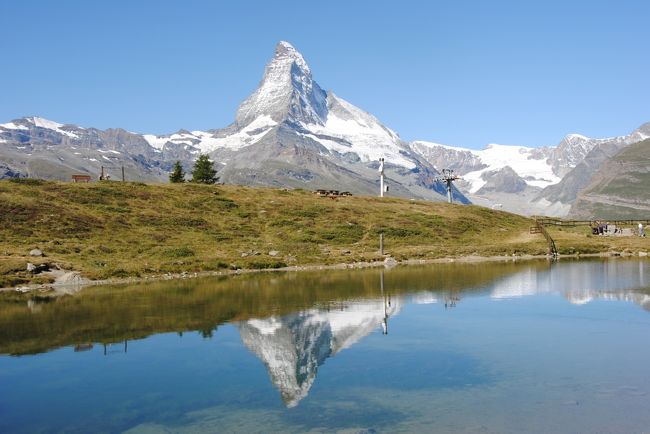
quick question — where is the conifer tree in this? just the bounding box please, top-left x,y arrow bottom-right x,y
169,161 -> 186,183
191,154 -> 219,184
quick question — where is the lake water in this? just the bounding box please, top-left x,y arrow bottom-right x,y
1,258 -> 650,433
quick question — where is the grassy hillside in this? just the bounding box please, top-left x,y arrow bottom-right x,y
571,139 -> 650,219
1,179 -> 646,288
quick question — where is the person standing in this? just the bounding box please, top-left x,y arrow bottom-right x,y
639,223 -> 645,237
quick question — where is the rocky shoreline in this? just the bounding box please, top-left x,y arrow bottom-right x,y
3,250 -> 648,296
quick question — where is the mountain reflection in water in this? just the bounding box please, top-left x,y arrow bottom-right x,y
488,258 -> 650,309
239,281 -> 400,407
235,259 -> 649,407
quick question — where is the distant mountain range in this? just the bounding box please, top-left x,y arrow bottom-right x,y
413,122 -> 650,217
1,41 -> 648,218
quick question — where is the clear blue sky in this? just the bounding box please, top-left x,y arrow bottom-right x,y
1,0 -> 648,149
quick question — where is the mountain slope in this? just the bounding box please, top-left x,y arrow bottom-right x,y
532,122 -> 650,215
569,138 -> 650,219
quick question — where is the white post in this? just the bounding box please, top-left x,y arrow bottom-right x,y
379,158 -> 385,198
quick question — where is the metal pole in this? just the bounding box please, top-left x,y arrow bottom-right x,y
380,232 -> 384,255
379,157 -> 385,198
121,166 -> 125,182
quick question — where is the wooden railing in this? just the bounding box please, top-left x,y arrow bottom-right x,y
532,217 -> 650,227
531,217 -> 648,258
533,219 -> 558,258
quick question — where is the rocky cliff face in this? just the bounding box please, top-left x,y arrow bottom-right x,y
475,166 -> 528,194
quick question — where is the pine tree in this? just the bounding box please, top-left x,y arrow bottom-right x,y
169,161 -> 186,183
191,154 -> 219,184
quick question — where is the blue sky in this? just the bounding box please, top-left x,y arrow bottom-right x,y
1,0 -> 648,149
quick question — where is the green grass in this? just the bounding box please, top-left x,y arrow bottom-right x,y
2,179 -> 642,287
592,171 -> 650,198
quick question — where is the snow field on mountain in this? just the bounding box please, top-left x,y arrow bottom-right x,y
413,141 -> 561,193
304,95 -> 415,169
0,122 -> 28,130
143,115 -> 278,153
1,117 -> 79,138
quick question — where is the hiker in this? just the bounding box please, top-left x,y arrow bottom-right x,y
640,223 -> 645,237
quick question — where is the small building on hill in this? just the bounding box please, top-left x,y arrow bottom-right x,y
71,175 -> 92,183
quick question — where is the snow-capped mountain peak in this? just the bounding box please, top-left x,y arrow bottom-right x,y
179,41 -> 417,169
275,40 -> 311,74
565,133 -> 589,141
235,41 -> 327,128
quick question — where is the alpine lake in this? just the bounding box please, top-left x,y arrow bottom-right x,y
1,258 -> 650,433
